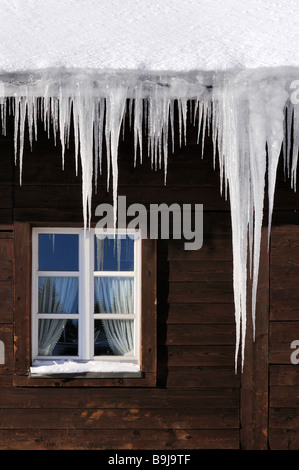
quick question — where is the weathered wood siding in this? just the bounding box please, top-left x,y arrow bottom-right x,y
269,213 -> 299,449
0,111 -> 297,449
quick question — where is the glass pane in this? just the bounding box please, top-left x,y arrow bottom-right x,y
94,277 -> 134,314
38,319 -> 78,356
38,277 -> 78,313
94,319 -> 134,356
38,233 -> 79,271
94,235 -> 134,271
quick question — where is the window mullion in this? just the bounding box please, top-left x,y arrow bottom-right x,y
37,271 -> 79,277
93,271 -> 135,277
94,313 -> 136,320
79,230 -> 92,361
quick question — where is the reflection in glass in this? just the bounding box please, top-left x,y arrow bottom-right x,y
94,277 -> 134,314
38,277 -> 78,314
94,319 -> 134,356
38,234 -> 79,271
38,319 -> 78,356
94,235 -> 134,271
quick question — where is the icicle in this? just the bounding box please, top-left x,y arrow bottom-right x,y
2,68 -> 298,371
13,97 -> 20,166
169,100 -> 175,154
98,98 -> 105,175
247,83 -> 268,342
18,96 -> 27,185
105,84 -> 128,229
93,99 -> 100,191
133,89 -> 143,167
216,81 -> 248,371
73,93 -> 95,230
292,106 -> 299,191
0,98 -> 6,136
50,233 -> 55,253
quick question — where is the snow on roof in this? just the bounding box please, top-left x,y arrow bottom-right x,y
0,0 -> 299,74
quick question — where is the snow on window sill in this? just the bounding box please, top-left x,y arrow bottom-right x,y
30,360 -> 141,377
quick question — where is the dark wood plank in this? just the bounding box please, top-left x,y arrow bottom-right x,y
13,207 -> 88,224
270,322 -> 299,363
13,222 -> 31,374
0,229 -> 13,238
162,235 -> 233,261
16,146 -> 82,186
0,428 -> 240,450
270,386 -> 299,407
0,185 -> 12,209
158,302 -> 235,324
270,231 -> 299,265
140,238 -> 157,380
158,260 -> 233,282
270,299 -> 299,321
0,280 -> 13,323
0,238 -> 13,281
0,141 -> 13,185
0,209 -> 13,228
271,264 -> 299,282
165,366 -> 239,388
162,324 -> 236,346
270,227 -> 299,320
270,365 -> 299,386
0,375 -> 12,387
272,188 -> 299,210
14,185 -> 83,210
12,208 -> 231,229
270,429 -> 299,450
271,213 -> 299,229
160,281 -> 233,304
19,146 -> 223,189
163,345 -> 236,367
0,387 -> 239,409
13,372 -> 157,388
270,407 -> 299,429
0,407 -> 239,430
14,184 -> 230,210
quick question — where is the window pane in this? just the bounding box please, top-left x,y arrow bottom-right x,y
38,319 -> 78,356
38,234 -> 79,271
94,235 -> 134,271
94,277 -> 134,314
94,319 -> 134,356
38,277 -> 78,313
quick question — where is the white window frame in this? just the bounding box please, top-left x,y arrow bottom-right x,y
31,227 -> 142,368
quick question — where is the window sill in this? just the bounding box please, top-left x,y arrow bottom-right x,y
29,359 -> 141,378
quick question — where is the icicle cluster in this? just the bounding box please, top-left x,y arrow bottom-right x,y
0,68 -> 298,370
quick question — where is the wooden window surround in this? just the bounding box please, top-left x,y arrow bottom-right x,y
13,222 -> 157,387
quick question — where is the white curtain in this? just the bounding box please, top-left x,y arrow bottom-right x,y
95,277 -> 134,355
38,277 -> 78,355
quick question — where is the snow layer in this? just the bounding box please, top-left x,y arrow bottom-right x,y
1,0 -> 299,73
30,360 -> 141,376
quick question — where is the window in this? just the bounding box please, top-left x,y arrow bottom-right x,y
31,227 -> 141,373
13,222 -> 156,387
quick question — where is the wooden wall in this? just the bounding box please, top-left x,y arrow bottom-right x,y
0,110 -> 298,450
269,216 -> 299,449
